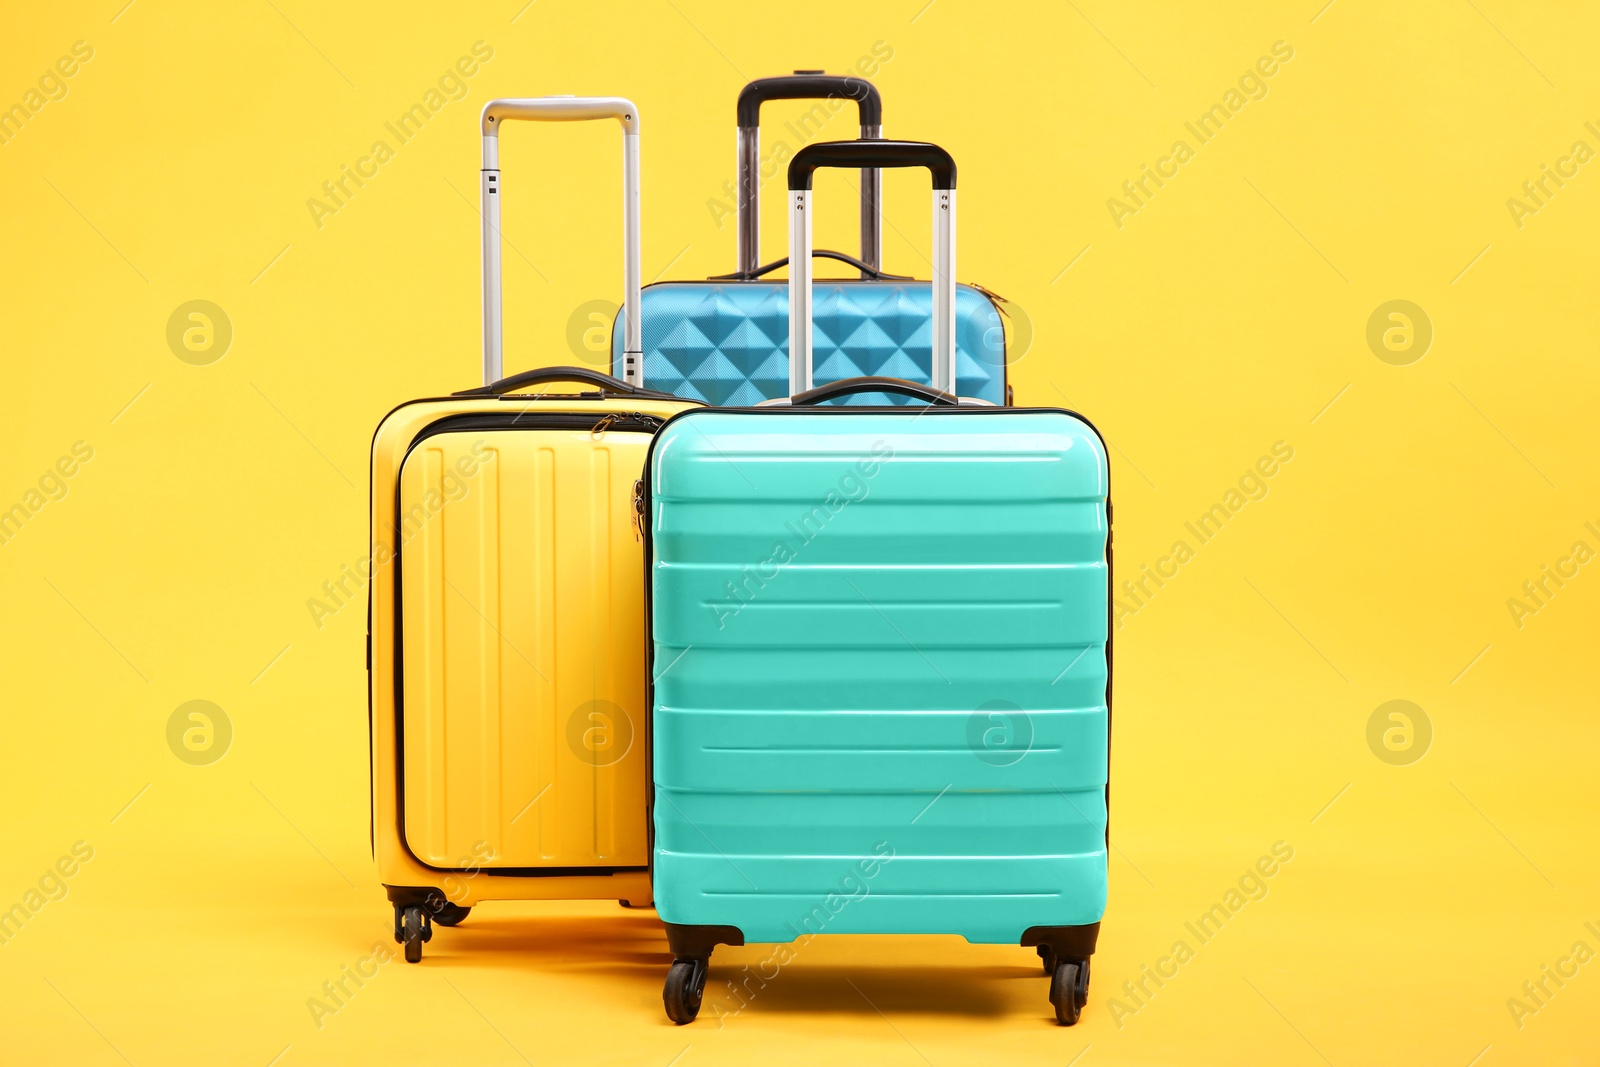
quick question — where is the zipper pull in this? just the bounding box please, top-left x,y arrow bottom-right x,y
594,412 -> 662,439
632,478 -> 646,543
967,281 -> 1011,313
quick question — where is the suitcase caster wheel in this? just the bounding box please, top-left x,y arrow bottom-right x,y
1049,958 -> 1090,1025
430,902 -> 470,927
663,958 -> 708,1025
399,905 -> 432,963
618,899 -> 655,909
1037,944 -> 1057,975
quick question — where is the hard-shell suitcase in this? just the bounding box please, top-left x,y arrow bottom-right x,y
640,140 -> 1111,1025
368,96 -> 698,963
611,73 -> 1010,406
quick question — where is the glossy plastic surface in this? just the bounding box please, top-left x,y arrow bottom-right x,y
398,427 -> 649,869
648,410 -> 1109,942
370,392 -> 695,903
615,281 -> 1006,406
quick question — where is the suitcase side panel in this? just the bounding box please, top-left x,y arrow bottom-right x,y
616,282 -> 1006,406
371,397 -> 689,903
648,411 -> 1109,942
397,425 -> 650,870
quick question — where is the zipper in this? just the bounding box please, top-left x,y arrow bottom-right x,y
407,410 -> 665,448
967,281 -> 1011,310
632,478 -> 647,542
593,412 -> 664,438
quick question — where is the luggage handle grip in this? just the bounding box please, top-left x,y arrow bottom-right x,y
453,365 -> 675,398
736,74 -> 881,128
787,140 -> 956,190
790,376 -> 959,407
788,140 -> 958,398
480,97 -> 644,390
708,250 -> 912,282
738,73 -> 883,276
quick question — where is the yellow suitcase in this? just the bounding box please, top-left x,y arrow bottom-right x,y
368,97 -> 698,962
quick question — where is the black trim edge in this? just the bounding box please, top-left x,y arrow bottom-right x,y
1020,923 -> 1101,960
665,922 -> 746,958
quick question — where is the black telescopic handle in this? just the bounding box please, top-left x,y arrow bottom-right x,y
453,365 -> 679,398
788,139 -> 956,190
737,75 -> 882,128
790,376 -> 959,407
738,73 -> 883,277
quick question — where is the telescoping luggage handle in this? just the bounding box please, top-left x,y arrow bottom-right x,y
788,140 -> 957,398
738,73 -> 882,278
480,97 -> 643,389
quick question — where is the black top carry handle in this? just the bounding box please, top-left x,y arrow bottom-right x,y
454,365 -> 681,399
708,250 -> 912,283
739,72 -> 883,277
790,376 -> 959,407
789,140 -> 956,190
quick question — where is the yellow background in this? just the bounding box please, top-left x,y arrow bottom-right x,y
3,0 -> 1596,1063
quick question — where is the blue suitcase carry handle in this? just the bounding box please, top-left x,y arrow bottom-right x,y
708,249 -> 911,283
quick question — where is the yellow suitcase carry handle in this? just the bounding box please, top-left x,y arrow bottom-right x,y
454,365 -> 681,400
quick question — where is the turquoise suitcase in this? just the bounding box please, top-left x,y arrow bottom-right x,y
641,141 -> 1111,1026
610,73 -> 1010,406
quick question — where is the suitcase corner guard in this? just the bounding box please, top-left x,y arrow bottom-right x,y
663,922 -> 746,959
1020,922 -> 1100,960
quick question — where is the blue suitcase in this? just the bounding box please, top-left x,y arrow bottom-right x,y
640,140 -> 1111,1026
611,73 -> 1011,407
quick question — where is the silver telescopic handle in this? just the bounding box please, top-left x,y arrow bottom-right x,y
788,148 -> 955,397
480,97 -> 642,388
931,184 -> 954,395
789,187 -> 812,396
